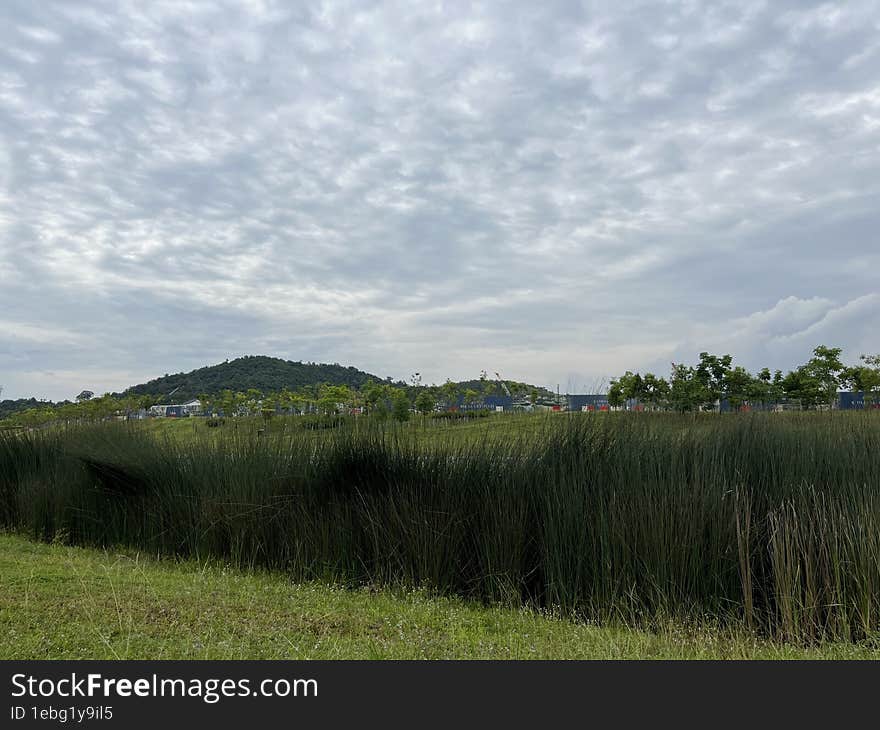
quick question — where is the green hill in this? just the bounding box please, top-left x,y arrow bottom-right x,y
0,398 -> 54,420
122,356 -> 395,403
7,357 -> 555,413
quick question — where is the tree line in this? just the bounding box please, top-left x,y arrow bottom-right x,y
200,373 -> 543,419
0,375 -> 542,428
0,393 -> 157,429
6,345 -> 877,427
608,346 -> 880,413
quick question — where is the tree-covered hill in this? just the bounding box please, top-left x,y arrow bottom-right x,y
4,356 -> 555,417
121,356 -> 396,403
0,398 -> 56,421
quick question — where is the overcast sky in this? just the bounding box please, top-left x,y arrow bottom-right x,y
1,0 -> 879,400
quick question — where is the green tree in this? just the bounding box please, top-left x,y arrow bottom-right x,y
745,369 -> 771,409
276,387 -> 293,415
293,387 -> 315,414
233,391 -> 247,416
668,364 -> 710,414
770,370 -> 785,405
374,399 -> 390,421
780,369 -> 821,409
615,371 -> 644,407
391,389 -> 411,422
641,373 -> 669,410
696,352 -> 733,412
440,379 -> 459,410
862,355 -> 880,407
748,367 -> 784,408
244,388 -> 262,416
317,384 -> 354,415
844,354 -> 880,407
362,380 -> 387,415
463,388 -> 480,409
801,345 -> 845,408
218,389 -> 235,416
415,390 -> 435,415
607,380 -> 625,409
725,366 -> 754,411
261,392 -> 277,420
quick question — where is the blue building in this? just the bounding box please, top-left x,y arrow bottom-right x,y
567,394 -> 610,411
458,395 -> 514,411
839,392 -> 878,410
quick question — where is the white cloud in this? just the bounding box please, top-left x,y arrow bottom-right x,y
0,0 -> 878,399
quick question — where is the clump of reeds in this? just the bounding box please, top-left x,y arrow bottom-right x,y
1,411 -> 879,643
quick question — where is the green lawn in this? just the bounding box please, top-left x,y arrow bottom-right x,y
2,534 -> 877,660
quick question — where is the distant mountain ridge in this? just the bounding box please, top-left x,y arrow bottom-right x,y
121,356 -> 396,403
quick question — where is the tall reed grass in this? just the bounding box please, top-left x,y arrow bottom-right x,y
2,413 -> 878,643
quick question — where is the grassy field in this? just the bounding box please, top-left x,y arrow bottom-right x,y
141,410 -> 554,446
4,533 -> 879,660
3,411 -> 880,648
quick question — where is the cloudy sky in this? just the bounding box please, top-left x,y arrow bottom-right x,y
1,0 -> 879,400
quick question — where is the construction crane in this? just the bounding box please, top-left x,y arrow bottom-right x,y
494,372 -> 512,398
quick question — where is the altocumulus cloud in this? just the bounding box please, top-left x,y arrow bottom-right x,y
0,0 -> 878,399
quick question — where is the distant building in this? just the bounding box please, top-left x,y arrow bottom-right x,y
149,399 -> 202,417
567,394 -> 610,412
839,392 -> 878,410
115,408 -> 148,421
457,395 -> 514,412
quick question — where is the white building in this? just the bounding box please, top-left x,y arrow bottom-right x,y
149,399 -> 202,417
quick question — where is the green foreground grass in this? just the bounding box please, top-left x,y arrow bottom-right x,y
2,534 -> 878,660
